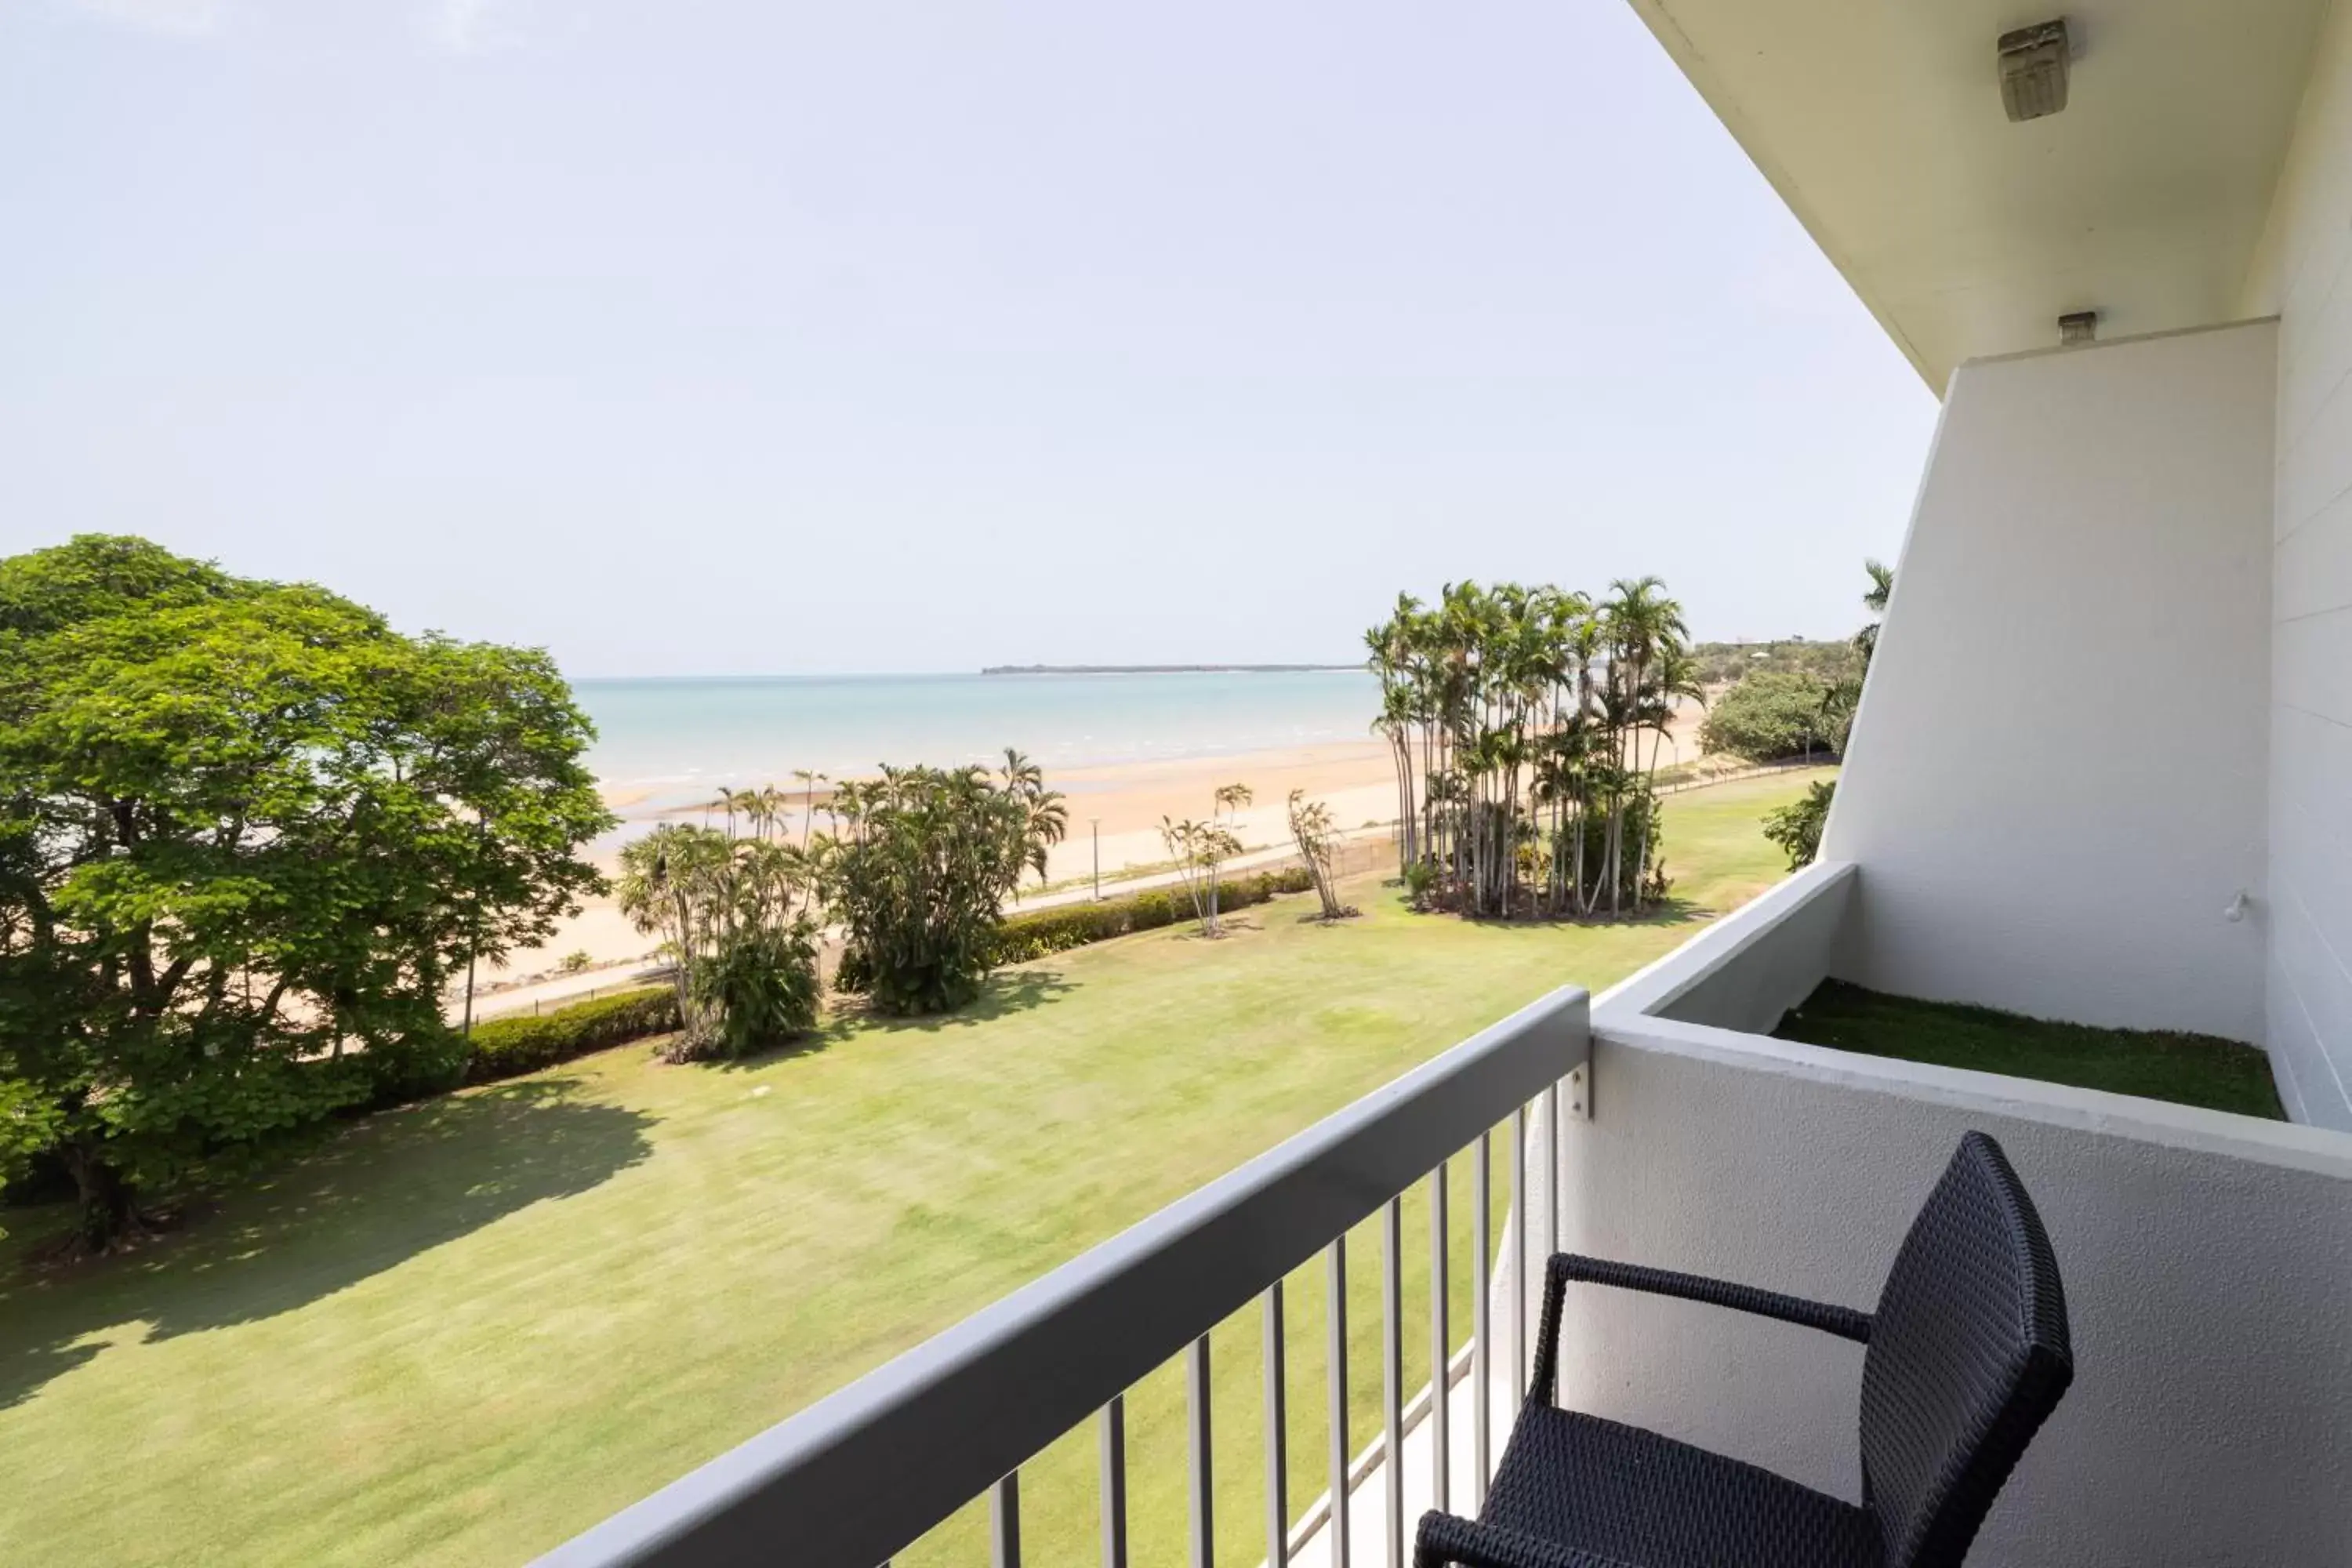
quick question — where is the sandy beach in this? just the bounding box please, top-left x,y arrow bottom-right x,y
473,702 -> 1717,1016
470,738 -> 1404,1014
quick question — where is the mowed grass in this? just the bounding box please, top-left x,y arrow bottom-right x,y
0,771 -> 1831,1568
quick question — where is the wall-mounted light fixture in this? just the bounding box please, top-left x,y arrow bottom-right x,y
2059,310 -> 2098,346
2000,19 -> 2071,122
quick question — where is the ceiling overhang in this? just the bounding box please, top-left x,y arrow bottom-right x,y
1623,1 -> 2331,389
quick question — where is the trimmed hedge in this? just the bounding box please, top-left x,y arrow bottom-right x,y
990,866 -> 1316,964
463,985 -> 681,1084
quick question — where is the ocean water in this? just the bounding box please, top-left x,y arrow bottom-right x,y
575,671 -> 1382,807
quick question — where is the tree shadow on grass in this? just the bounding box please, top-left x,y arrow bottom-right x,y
0,1079 -> 655,1413
1445,895 -> 1712,931
816,967 -> 1079,1041
1632,895 -> 1711,927
699,1029 -> 839,1073
1166,916 -> 1263,942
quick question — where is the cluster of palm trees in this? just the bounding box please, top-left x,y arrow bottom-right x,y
615,801 -> 822,1061
1364,577 -> 1701,920
706,775 -> 828,850
820,750 -> 1068,1013
619,750 -> 1067,1034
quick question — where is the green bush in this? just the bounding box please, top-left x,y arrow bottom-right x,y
463,986 -> 681,1085
1762,780 -> 1836,870
688,923 -> 821,1062
1698,669 -> 1842,762
988,901 -> 1131,964
1127,889 -> 1181,931
987,866 -> 1316,965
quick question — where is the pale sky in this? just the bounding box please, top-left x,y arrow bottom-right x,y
0,0 -> 1938,677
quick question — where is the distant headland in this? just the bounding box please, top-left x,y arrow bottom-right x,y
980,662 -> 1360,676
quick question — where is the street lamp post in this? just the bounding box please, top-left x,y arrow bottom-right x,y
1091,818 -> 1102,900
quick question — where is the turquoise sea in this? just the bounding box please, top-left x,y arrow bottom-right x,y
575,670 -> 1382,811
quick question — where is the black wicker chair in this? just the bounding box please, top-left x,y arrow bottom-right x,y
1415,1131 -> 2072,1568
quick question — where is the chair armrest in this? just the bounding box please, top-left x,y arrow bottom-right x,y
1531,1253 -> 1871,1406
1416,1510 -> 1637,1568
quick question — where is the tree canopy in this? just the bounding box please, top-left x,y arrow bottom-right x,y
1696,668 -> 1842,763
0,535 -> 612,1248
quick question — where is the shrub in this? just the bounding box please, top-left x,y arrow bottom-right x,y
1127,889 -> 1181,931
685,921 -> 822,1062
1762,780 -> 1836,870
463,986 -> 681,1085
988,900 -> 1131,964
1698,669 -> 1842,762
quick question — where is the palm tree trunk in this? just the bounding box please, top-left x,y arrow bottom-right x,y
1605,777 -> 1623,920
1632,724 -> 1661,913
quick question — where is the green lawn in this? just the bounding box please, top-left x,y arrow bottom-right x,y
0,771 -> 1831,1568
1774,978 -> 2286,1120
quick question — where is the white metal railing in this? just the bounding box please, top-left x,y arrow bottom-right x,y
538,986 -> 1590,1568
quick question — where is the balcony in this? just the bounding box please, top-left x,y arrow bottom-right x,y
539,862 -> 2352,1568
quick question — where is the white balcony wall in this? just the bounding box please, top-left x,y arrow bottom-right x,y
2243,0 -> 2352,1130
1820,321 -> 2277,1044
1563,1014 -> 2352,1568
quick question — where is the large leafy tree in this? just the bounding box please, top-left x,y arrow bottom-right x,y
0,535 -> 612,1250
1698,668 -> 1842,762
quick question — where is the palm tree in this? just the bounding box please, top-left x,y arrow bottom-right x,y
1595,578 -> 1686,916
708,785 -> 763,840
1629,639 -> 1706,909
1863,557 -> 1894,614
998,749 -> 1067,886
1822,558 -> 1896,752
1208,782 -> 1253,925
1365,604 -> 1423,872
1160,815 -> 1208,930
790,771 -> 828,846
1855,557 -> 1894,666
1287,789 -> 1347,919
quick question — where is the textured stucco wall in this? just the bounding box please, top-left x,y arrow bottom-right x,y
2241,0 -> 2352,1129
1561,1018 -> 2352,1568
1820,321 -> 2277,1043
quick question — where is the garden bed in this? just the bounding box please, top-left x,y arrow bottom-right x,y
1773,979 -> 2285,1120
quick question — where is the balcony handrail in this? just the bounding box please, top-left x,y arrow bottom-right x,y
539,983 -> 1591,1568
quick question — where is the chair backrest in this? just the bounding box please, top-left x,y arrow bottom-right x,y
1858,1131 -> 2074,1568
